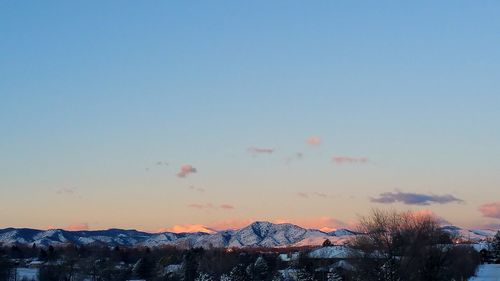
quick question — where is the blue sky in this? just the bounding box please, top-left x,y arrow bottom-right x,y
1,1 -> 500,231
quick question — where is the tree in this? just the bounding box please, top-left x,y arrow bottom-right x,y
349,209 -> 480,281
229,265 -> 250,281
134,257 -> 155,280
327,272 -> 342,281
0,254 -> 14,281
253,256 -> 268,280
296,269 -> 314,281
322,239 -> 333,247
194,273 -> 214,281
38,248 -> 48,262
492,231 -> 500,262
182,249 -> 202,281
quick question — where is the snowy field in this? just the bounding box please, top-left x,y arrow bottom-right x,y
469,264 -> 500,280
17,268 -> 38,280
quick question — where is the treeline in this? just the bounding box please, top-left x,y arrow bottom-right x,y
1,209 -> 497,281
0,245 -> 301,281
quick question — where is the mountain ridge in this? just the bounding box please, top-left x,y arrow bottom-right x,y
0,221 -> 496,248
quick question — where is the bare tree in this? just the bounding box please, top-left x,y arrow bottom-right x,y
349,209 -> 479,281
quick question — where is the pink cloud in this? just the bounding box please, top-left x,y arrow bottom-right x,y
306,136 -> 322,146
188,203 -> 215,210
297,192 -> 328,199
220,204 -> 235,210
177,164 -> 197,178
479,202 -> 500,219
188,203 -> 235,211
273,217 -> 349,232
159,224 -> 216,234
332,156 -> 368,164
409,209 -> 450,225
160,219 -> 254,233
208,219 -> 254,230
65,223 -> 89,231
247,147 -> 274,155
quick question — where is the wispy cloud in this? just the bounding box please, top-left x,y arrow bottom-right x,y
56,187 -> 77,195
332,156 -> 368,164
297,192 -> 309,198
66,223 -> 89,231
188,185 -> 205,193
247,147 -> 274,155
188,203 -> 235,211
285,152 -> 304,164
188,203 -> 215,210
371,191 -> 464,205
306,136 -> 322,146
177,164 -> 197,178
479,202 -> 500,219
297,192 -> 328,199
219,204 -> 235,210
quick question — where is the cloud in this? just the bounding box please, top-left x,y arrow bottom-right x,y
306,136 -> 322,146
188,185 -> 205,193
159,224 -> 216,234
285,152 -> 304,164
56,187 -> 77,195
479,202 -> 500,219
161,219 -> 254,233
410,210 -> 451,225
177,164 -> 197,178
65,223 -> 89,231
188,203 -> 235,211
274,217 -> 349,232
208,219 -> 254,230
370,191 -> 464,205
297,192 -> 309,198
332,156 -> 368,164
247,147 -> 274,155
160,217 -> 351,234
188,203 -> 215,210
219,204 -> 235,210
297,192 -> 328,199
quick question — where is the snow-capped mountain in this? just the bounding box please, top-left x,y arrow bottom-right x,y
441,225 -> 498,242
0,222 -> 494,248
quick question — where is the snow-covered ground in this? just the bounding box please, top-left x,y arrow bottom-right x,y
469,264 -> 500,280
17,267 -> 38,281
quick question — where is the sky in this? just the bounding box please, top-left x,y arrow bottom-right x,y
1,1 -> 500,233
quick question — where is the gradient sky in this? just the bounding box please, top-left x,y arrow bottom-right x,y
1,1 -> 500,232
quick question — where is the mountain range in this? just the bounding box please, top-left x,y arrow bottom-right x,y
0,221 -> 495,248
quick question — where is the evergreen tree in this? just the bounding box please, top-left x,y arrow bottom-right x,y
253,256 -> 268,280
0,255 -> 14,281
182,249 -> 200,281
134,257 -> 155,280
229,264 -> 250,281
322,239 -> 333,247
195,273 -> 215,281
327,272 -> 343,281
38,248 -> 48,262
296,268 -> 314,281
492,231 -> 500,261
